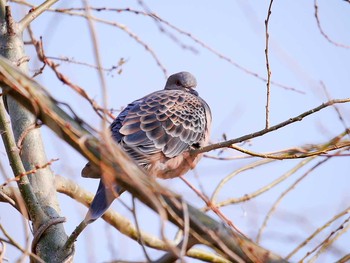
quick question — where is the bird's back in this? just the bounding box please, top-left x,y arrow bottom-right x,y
111,88 -> 211,178
82,71 -> 212,222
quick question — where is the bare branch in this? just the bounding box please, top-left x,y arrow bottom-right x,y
264,0 -> 273,128
210,159 -> 274,204
335,253 -> 350,263
0,185 -> 26,215
320,81 -> 350,139
309,218 -> 350,262
27,28 -> 116,120
194,98 -> 350,154
130,197 -> 153,262
1,158 -> 58,187
0,95 -> 46,220
228,139 -> 350,160
257,156 -> 332,243
0,223 -> 45,263
46,56 -> 125,73
18,0 -> 59,32
55,175 -> 239,263
209,155 -> 335,215
314,0 -> 350,49
287,205 -> 350,260
82,0 -> 109,130
0,54 -> 288,263
12,1 -> 300,92
180,176 -> 245,237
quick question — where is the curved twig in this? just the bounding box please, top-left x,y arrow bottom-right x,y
314,0 -> 350,49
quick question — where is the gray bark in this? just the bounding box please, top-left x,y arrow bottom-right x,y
0,2 -> 71,262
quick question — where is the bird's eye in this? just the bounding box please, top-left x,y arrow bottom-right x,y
175,80 -> 181,86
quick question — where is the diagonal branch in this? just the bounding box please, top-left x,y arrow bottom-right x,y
18,0 -> 59,32
0,95 -> 46,221
54,175 -> 230,262
0,55 -> 288,262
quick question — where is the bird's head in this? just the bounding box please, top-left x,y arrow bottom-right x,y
164,71 -> 198,95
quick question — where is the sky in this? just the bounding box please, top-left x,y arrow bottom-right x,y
1,0 -> 350,262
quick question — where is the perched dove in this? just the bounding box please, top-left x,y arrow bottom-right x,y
82,71 -> 212,222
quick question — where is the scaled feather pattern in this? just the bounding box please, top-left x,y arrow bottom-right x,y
82,71 -> 212,222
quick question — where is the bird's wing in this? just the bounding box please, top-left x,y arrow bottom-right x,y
110,89 -> 210,166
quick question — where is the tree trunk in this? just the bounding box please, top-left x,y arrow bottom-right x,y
0,2 -> 71,262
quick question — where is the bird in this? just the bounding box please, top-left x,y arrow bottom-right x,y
82,71 -> 212,223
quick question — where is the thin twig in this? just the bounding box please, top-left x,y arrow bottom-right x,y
46,55 -> 125,73
16,121 -> 40,152
131,197 -> 153,262
286,206 -> 350,259
0,94 -> 46,220
18,0 -> 59,32
180,176 -> 246,239
228,140 -> 350,160
12,1 -> 300,92
88,14 -> 168,77
264,0 -> 273,128
210,159 -> 274,204
257,156 -> 332,243
314,0 -> 350,49
194,98 -> 350,154
82,0 -> 109,130
27,27 -> 116,120
0,223 -> 45,263
309,219 -> 350,263
55,176 -> 230,263
335,253 -> 350,263
0,240 -> 4,262
301,215 -> 350,262
179,199 -> 190,262
320,81 -> 350,139
211,158 -> 313,211
1,158 -> 59,187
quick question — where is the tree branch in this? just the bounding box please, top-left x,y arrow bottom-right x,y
194,98 -> 350,154
264,0 -> 273,128
314,0 -> 350,49
18,0 -> 59,32
0,95 -> 46,221
0,0 -> 6,26
0,55 -> 288,263
0,4 -> 70,261
55,175 -> 230,263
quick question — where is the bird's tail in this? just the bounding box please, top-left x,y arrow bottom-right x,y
84,180 -> 124,223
